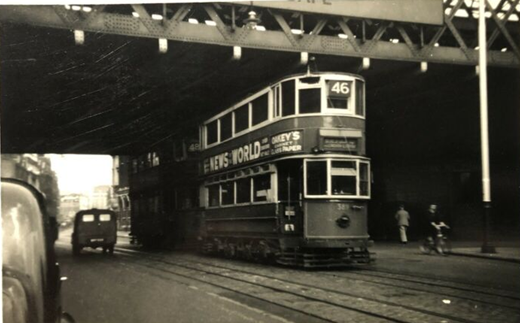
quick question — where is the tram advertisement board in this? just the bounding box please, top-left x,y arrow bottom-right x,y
204,130 -> 303,174
322,137 -> 357,151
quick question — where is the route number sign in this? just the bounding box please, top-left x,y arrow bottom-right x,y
328,81 -> 352,98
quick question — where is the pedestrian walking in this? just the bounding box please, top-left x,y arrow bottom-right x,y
395,205 -> 410,244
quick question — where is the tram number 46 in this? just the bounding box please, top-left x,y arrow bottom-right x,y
328,81 -> 352,98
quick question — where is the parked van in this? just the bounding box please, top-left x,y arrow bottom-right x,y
72,209 -> 117,255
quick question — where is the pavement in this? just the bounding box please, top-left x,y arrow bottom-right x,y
370,239 -> 520,264
116,231 -> 520,264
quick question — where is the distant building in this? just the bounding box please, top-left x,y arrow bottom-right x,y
90,185 -> 111,209
1,154 -> 60,220
60,194 -> 89,220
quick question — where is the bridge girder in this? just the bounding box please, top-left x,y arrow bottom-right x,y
0,1 -> 518,68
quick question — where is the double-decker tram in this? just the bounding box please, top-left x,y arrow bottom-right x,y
199,72 -> 371,267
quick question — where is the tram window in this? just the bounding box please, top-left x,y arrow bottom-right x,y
207,120 -> 218,145
252,94 -> 268,126
282,80 -> 295,116
359,162 -> 369,196
234,104 -> 249,133
208,185 -> 219,207
299,89 -> 321,114
273,86 -> 281,118
132,159 -> 138,173
299,77 -> 320,84
355,79 -> 365,116
221,182 -> 235,205
177,188 -> 199,209
220,113 -> 232,141
152,152 -> 160,167
331,161 -> 357,195
328,97 -> 348,110
138,156 -> 146,171
174,141 -> 187,161
253,174 -> 270,202
236,178 -> 251,203
306,161 -> 327,195
147,153 -> 152,167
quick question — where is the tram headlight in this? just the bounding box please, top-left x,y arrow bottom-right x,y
336,215 -> 351,229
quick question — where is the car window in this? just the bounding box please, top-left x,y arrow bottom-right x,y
82,214 -> 95,222
99,214 -> 111,222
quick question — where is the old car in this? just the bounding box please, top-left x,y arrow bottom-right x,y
72,209 -> 117,255
2,178 -> 74,323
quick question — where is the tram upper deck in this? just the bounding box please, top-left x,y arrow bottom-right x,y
200,72 -> 367,175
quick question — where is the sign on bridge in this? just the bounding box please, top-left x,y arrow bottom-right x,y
235,0 -> 444,26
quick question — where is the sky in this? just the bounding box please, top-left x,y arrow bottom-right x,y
48,154 -> 113,195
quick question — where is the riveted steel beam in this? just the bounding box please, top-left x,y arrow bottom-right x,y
272,12 -> 302,48
337,18 -> 361,53
485,0 -> 520,59
203,4 -> 233,41
488,0 -> 518,47
0,4 -> 518,68
396,24 -> 419,57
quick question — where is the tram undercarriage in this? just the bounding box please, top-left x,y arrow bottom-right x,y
201,237 -> 371,268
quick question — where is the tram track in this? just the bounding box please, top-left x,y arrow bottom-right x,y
334,268 -> 520,309
112,246 -> 520,323
113,248 -> 401,323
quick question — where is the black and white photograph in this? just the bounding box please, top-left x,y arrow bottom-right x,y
1,1 -> 519,322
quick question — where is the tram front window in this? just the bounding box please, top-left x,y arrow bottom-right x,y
328,97 -> 348,110
305,159 -> 370,198
306,161 -> 327,195
326,80 -> 352,110
331,161 -> 356,195
299,89 -> 321,114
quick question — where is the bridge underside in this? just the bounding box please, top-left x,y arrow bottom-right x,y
1,2 -> 519,155
1,3 -> 519,238
1,22 -> 518,156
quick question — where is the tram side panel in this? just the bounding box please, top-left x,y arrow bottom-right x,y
129,164 -> 171,248
129,146 -> 200,249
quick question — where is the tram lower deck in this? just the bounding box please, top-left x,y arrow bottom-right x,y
200,157 -> 371,267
